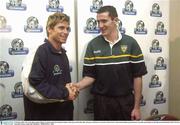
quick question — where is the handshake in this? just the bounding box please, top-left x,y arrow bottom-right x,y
65,83 -> 80,100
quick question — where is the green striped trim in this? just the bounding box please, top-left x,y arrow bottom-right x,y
84,54 -> 143,60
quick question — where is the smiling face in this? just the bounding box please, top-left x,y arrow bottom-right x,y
48,21 -> 70,45
97,12 -> 117,37
46,12 -> 70,47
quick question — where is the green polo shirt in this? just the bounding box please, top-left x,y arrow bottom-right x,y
83,34 -> 147,96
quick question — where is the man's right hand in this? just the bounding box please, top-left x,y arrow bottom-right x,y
65,83 -> 79,100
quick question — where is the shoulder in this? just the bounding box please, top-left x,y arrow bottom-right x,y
122,34 -> 137,43
89,35 -> 104,44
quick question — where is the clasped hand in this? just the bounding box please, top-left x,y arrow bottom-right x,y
65,83 -> 79,100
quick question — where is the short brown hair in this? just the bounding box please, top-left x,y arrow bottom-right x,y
46,12 -> 70,36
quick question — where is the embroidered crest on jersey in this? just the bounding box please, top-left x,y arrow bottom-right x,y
121,45 -> 128,53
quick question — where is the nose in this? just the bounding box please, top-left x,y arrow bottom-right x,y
98,22 -> 104,29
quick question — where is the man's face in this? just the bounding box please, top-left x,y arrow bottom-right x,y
48,21 -> 70,44
97,12 -> 116,37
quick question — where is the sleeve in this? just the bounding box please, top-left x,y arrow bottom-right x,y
83,42 -> 96,79
28,47 -> 69,100
131,39 -> 148,77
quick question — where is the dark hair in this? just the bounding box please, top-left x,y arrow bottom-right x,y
97,5 -> 118,18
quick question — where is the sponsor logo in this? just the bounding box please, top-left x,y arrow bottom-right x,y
24,16 -> 43,33
46,0 -> 64,12
0,104 -> 17,120
150,3 -> 162,17
6,0 -> 26,11
0,61 -> 14,78
150,39 -> 162,53
149,74 -> 162,88
122,0 -> 137,15
155,21 -> 167,35
11,82 -> 23,98
134,20 -> 147,34
0,15 -> 11,32
90,0 -> 103,13
84,17 -> 100,34
154,57 -> 167,70
8,38 -> 29,55
53,65 -> 62,76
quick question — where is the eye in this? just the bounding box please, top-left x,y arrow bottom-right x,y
58,26 -> 71,32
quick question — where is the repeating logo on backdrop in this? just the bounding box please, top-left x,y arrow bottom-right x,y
140,95 -> 146,106
84,17 -> 100,34
0,104 -> 17,120
0,15 -> 11,32
118,20 -> 126,34
90,0 -> 103,13
122,0 -> 137,15
150,39 -> 162,53
8,38 -> 29,55
134,20 -> 147,34
46,0 -> 63,12
154,91 -> 166,104
150,3 -> 162,17
151,108 -> 159,116
155,21 -> 167,35
11,82 -> 23,98
154,57 -> 167,70
24,16 -> 43,33
0,61 -> 14,78
6,0 -> 26,11
149,74 -> 161,88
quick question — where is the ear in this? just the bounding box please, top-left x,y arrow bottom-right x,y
113,17 -> 119,22
47,27 -> 53,34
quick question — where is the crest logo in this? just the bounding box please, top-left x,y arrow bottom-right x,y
150,39 -> 162,53
154,57 -> 167,70
8,38 -> 29,55
121,45 -> 128,53
0,15 -> 11,32
122,0 -> 137,15
134,20 -> 147,34
53,65 -> 62,76
90,0 -> 103,13
11,82 -> 23,98
84,17 -> 100,34
150,3 -> 162,17
154,91 -> 166,104
0,104 -> 17,120
0,61 -> 14,78
149,74 -> 161,88
46,0 -> 63,12
24,16 -> 43,33
6,0 -> 26,11
155,21 -> 167,35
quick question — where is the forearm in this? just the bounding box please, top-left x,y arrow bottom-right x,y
77,76 -> 95,90
133,77 -> 142,109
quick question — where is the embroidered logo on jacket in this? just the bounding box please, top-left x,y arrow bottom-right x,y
53,65 -> 62,76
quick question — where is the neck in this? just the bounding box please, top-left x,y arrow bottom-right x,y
48,38 -> 62,51
105,29 -> 119,42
